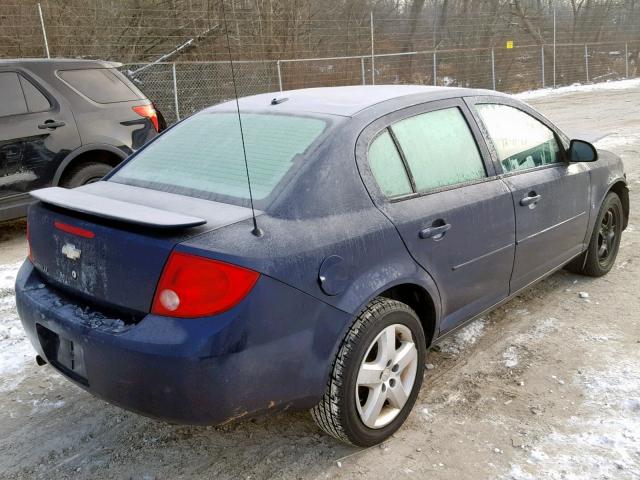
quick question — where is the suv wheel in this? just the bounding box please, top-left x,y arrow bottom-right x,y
60,162 -> 112,188
311,298 -> 426,446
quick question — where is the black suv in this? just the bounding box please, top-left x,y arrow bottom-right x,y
0,59 -> 162,221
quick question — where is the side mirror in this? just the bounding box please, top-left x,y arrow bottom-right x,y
568,139 -> 598,162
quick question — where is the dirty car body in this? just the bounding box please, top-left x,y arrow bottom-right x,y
15,86 -> 629,429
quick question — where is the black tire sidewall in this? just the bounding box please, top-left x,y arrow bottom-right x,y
62,163 -> 112,188
341,307 -> 426,447
587,193 -> 623,275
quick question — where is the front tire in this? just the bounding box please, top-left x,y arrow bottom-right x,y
568,192 -> 623,277
311,298 -> 426,446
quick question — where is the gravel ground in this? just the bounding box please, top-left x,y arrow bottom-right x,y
1,82 -> 639,480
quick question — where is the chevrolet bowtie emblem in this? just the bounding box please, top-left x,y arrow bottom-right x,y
61,243 -> 81,261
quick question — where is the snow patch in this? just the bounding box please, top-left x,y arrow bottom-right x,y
0,261 -> 34,391
505,361 -> 640,479
594,134 -> 640,152
438,319 -> 486,354
502,346 -> 519,368
515,78 -> 640,100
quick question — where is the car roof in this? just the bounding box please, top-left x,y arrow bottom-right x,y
207,85 -> 509,117
0,58 -> 122,69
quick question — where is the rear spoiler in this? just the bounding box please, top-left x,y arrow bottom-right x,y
30,187 -> 206,229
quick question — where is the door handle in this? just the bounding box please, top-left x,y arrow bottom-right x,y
520,193 -> 542,206
38,120 -> 66,130
419,223 -> 451,239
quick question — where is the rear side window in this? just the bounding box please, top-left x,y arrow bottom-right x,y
368,130 -> 412,197
391,107 -> 486,192
475,104 -> 561,173
19,75 -> 51,112
0,72 -> 28,117
58,68 -> 140,103
111,112 -> 328,204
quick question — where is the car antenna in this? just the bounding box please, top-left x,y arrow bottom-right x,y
221,0 -> 263,238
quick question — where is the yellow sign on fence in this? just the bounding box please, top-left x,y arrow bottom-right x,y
506,40 -> 514,49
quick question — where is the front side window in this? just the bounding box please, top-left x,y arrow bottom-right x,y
111,112 -> 328,206
368,130 -> 413,198
391,107 -> 486,192
475,104 -> 561,173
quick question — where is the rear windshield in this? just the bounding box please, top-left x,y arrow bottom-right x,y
110,112 -> 329,207
58,68 -> 141,103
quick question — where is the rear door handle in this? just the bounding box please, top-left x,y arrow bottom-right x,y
38,120 -> 66,130
520,193 -> 542,206
419,223 -> 451,239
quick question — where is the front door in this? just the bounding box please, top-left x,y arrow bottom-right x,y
470,101 -> 591,292
0,70 -> 80,200
360,99 -> 516,334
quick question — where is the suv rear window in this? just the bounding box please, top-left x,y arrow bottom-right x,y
58,68 -> 140,103
110,112 -> 328,207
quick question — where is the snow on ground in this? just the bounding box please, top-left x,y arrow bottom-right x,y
437,318 -> 486,354
515,78 -> 640,100
0,261 -> 33,392
506,360 -> 640,480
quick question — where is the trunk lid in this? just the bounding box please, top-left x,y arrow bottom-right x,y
28,181 -> 258,315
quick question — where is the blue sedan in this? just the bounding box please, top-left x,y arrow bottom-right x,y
16,86 -> 629,446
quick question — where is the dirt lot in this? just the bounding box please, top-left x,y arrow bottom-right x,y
1,82 -> 639,480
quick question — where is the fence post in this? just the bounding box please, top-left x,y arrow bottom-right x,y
370,12 -> 375,85
37,3 -> 50,59
277,60 -> 283,91
553,8 -> 556,88
361,57 -> 366,85
433,51 -> 437,86
491,48 -> 496,90
541,46 -> 545,88
584,44 -> 589,83
625,43 -> 629,78
172,63 -> 180,121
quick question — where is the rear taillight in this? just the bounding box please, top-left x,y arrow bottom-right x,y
151,252 -> 259,318
132,104 -> 159,132
26,221 -> 33,262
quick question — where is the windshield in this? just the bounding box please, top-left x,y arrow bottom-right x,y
110,112 -> 329,208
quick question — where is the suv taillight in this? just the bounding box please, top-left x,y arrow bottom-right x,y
151,252 -> 259,318
132,104 -> 159,132
26,220 -> 33,262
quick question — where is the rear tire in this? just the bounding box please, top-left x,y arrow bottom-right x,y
567,192 -> 623,277
60,162 -> 112,188
311,298 -> 426,446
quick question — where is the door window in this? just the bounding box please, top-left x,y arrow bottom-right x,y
0,72 -> 28,117
475,104 -> 561,173
391,107 -> 486,192
368,130 -> 413,198
19,75 -> 51,113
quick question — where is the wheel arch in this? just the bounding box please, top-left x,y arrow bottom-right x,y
53,144 -> 129,186
608,180 -> 629,230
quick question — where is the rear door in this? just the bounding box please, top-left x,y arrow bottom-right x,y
467,98 -> 590,292
358,99 -> 516,334
0,69 -> 80,199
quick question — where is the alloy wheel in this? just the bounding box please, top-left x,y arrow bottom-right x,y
355,323 -> 418,429
597,208 -> 618,266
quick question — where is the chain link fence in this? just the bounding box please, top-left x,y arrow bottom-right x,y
122,41 -> 639,125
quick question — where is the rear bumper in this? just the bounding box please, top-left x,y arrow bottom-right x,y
15,261 -> 350,425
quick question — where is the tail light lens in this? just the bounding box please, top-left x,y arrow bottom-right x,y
132,104 -> 159,132
151,252 -> 259,318
26,221 -> 33,262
